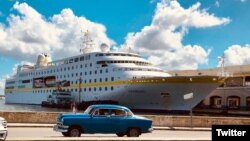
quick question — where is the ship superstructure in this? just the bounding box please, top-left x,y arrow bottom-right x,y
4,33 -> 224,111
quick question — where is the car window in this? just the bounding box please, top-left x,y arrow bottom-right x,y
92,108 -> 110,116
110,109 -> 126,116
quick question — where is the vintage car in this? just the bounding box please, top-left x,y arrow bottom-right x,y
0,117 -> 7,141
53,104 -> 153,137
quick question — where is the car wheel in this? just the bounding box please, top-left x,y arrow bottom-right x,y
62,132 -> 69,137
127,128 -> 140,137
68,126 -> 81,137
116,133 -> 125,137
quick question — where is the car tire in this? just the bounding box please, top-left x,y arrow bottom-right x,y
68,126 -> 81,137
127,128 -> 140,137
62,132 -> 69,137
116,133 -> 125,137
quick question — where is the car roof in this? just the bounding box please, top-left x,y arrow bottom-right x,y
89,104 -> 130,111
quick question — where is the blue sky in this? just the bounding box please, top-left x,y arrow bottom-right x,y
0,0 -> 250,95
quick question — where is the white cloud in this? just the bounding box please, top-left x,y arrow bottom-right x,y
222,44 -> 250,66
124,0 -> 230,70
152,1 -> 230,29
0,2 -> 114,61
0,78 -> 4,95
240,0 -> 246,3
0,76 -> 11,96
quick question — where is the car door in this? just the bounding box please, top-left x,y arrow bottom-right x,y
89,108 -> 112,133
109,109 -> 127,133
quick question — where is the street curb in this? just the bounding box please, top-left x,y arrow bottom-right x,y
154,126 -> 211,131
7,123 -> 211,131
6,139 -> 211,141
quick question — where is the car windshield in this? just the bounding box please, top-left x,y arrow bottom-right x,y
126,109 -> 134,116
83,106 -> 94,114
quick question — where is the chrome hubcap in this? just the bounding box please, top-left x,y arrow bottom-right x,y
130,129 -> 138,136
70,129 -> 79,137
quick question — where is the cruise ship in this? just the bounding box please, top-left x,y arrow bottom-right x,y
4,33 -> 224,111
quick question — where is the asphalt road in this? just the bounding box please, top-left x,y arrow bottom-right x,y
6,127 -> 211,140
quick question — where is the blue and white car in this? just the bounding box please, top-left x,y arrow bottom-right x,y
0,117 -> 7,141
54,104 -> 153,137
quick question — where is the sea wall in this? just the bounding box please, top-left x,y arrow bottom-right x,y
1,111 -> 250,127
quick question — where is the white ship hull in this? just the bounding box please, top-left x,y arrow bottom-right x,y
5,76 -> 223,111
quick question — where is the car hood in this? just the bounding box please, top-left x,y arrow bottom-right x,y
58,113 -> 90,121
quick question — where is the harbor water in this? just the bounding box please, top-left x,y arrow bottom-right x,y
0,99 -> 71,112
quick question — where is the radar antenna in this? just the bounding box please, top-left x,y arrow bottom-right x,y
80,30 -> 95,53
123,42 -> 133,53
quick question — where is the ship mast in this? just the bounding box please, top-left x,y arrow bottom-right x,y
80,30 -> 95,53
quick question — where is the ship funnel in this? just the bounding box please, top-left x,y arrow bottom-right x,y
36,53 -> 51,67
100,43 -> 110,53
36,54 -> 45,66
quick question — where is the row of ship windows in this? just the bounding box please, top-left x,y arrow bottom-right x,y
64,55 -> 90,64
10,66 -> 163,85
47,53 -> 142,71
6,81 -> 15,85
97,60 -> 150,66
95,53 -> 140,58
6,76 -> 115,89
9,67 -> 163,85
19,65 -> 107,77
5,86 -> 14,89
50,53 -> 140,67
11,75 -> 115,85
68,77 -> 115,84
33,86 -> 114,93
19,60 -> 153,78
19,59 -> 149,77
20,64 -> 159,78
47,55 -> 91,67
56,69 -> 109,79
114,67 -> 164,72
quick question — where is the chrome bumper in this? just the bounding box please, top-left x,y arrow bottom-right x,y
53,125 -> 68,133
0,130 -> 7,140
148,127 -> 153,133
